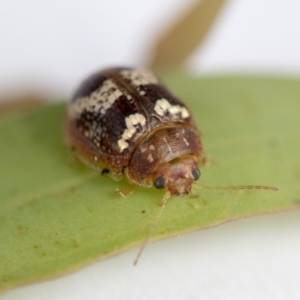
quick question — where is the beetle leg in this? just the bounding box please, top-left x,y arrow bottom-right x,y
189,189 -> 198,198
116,186 -> 136,197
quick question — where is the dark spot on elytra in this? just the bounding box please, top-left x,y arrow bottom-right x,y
72,72 -> 108,100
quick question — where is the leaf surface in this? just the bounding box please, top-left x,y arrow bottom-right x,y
0,75 -> 299,292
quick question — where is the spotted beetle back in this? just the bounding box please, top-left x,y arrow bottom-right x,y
66,67 -> 203,196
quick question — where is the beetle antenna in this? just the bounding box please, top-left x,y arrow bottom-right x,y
194,184 -> 279,191
133,191 -> 170,266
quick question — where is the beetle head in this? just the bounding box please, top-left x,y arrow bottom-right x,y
152,155 -> 200,196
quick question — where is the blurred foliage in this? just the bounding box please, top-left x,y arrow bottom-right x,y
149,0 -> 226,69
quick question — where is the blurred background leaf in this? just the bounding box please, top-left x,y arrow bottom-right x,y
149,0 -> 226,69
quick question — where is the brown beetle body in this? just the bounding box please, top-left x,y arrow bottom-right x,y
66,67 -> 203,196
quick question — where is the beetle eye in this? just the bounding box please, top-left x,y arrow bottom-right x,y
192,168 -> 201,181
154,176 -> 166,189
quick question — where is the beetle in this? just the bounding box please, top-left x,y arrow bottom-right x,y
66,67 -> 203,199
66,67 -> 278,265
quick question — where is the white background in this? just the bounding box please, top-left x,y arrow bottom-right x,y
1,0 -> 300,99
1,1 -> 300,299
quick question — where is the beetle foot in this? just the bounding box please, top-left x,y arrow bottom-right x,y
116,186 -> 136,197
189,189 -> 198,198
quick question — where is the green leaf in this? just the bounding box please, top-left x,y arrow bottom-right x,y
0,75 -> 299,293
